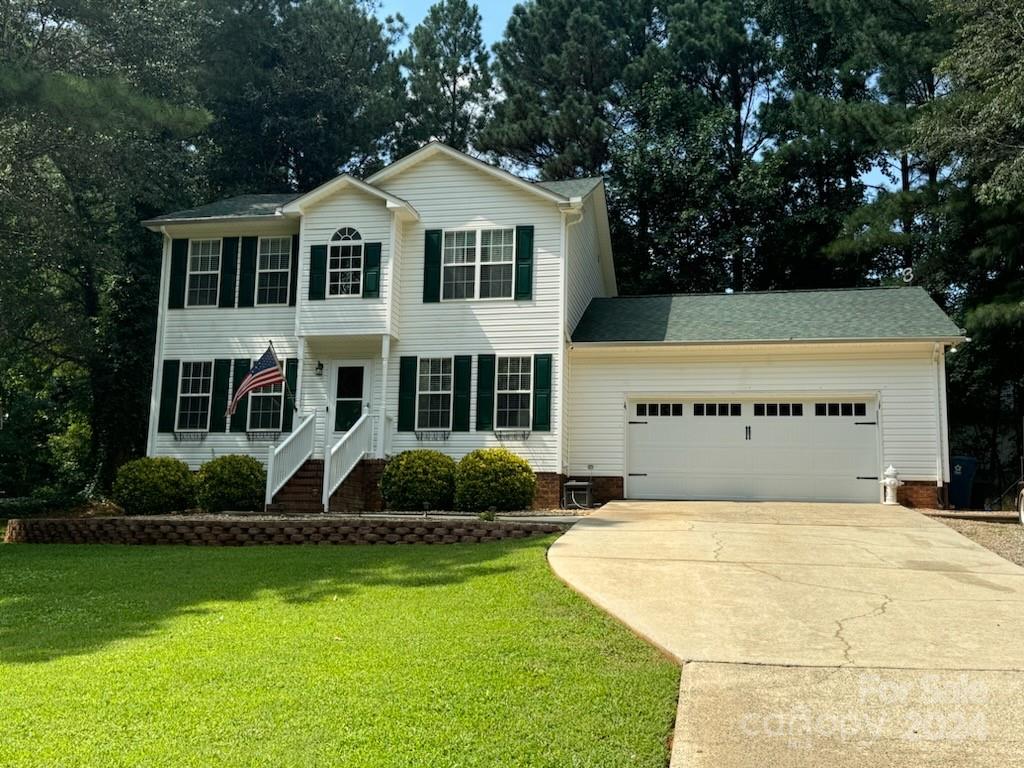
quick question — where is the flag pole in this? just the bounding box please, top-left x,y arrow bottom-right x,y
270,340 -> 299,412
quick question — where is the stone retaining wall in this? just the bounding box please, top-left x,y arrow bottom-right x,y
3,516 -> 567,546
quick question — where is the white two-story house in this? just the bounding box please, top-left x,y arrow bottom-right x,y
144,142 -> 964,511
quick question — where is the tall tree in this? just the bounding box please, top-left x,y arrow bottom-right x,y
403,0 -> 492,151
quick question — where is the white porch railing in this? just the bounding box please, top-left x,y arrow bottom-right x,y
322,412 -> 372,511
265,412 -> 317,506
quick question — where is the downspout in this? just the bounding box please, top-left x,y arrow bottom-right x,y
932,343 -> 946,496
559,202 -> 585,479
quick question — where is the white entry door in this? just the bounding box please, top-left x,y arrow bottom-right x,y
626,398 -> 880,502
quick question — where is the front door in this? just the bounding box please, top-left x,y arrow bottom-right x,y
331,362 -> 370,434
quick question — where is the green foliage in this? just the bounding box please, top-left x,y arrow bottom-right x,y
195,455 -> 266,513
112,457 -> 195,515
402,0 -> 492,151
454,448 -> 536,512
380,450 -> 457,510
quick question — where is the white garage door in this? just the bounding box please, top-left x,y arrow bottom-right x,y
626,398 -> 880,502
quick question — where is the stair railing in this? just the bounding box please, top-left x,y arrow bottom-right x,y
265,412 -> 317,506
321,412 -> 372,512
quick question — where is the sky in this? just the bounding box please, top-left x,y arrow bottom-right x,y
378,0 -> 517,47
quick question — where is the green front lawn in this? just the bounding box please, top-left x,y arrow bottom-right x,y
0,538 -> 678,767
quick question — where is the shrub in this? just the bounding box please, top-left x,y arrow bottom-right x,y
380,450 -> 457,510
455,448 -> 536,512
112,457 -> 195,515
195,455 -> 266,513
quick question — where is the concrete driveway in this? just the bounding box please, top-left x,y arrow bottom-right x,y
548,501 -> 1024,767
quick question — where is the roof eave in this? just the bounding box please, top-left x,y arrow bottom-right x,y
142,213 -> 287,231
570,335 -> 967,348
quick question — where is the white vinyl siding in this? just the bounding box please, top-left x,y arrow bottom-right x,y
378,152 -> 563,472
567,343 -> 946,483
564,198 -> 606,333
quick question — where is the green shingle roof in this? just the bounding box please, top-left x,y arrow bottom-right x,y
535,177 -> 604,198
572,287 -> 962,344
143,194 -> 301,224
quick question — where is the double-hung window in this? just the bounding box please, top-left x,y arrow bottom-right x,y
256,236 -> 291,305
496,356 -> 532,429
176,361 -> 213,431
442,228 -> 515,300
416,357 -> 453,430
328,227 -> 362,296
186,239 -> 221,306
247,374 -> 284,431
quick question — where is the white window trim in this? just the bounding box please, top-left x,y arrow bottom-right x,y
494,354 -> 533,431
245,357 -> 286,432
175,360 -> 214,432
440,227 -> 516,302
415,356 -> 454,431
185,238 -> 222,308
327,228 -> 364,299
255,236 -> 291,307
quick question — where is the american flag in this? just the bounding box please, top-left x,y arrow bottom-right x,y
227,345 -> 285,416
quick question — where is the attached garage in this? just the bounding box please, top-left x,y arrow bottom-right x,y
567,288 -> 964,506
625,397 -> 879,501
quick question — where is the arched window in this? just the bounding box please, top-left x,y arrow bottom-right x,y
328,227 -> 363,296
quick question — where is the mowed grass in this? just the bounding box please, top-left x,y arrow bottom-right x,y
0,537 -> 679,767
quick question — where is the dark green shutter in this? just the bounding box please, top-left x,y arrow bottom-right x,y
210,359 -> 231,431
309,244 -> 327,300
237,236 -> 257,307
288,234 -> 299,306
423,229 -> 442,302
168,239 -> 188,309
158,359 -> 180,432
476,354 -> 495,431
281,358 -> 298,432
397,356 -> 417,432
532,353 -> 552,431
452,355 -> 471,432
230,358 -> 250,432
514,225 -> 534,300
218,238 -> 239,307
363,242 -> 381,298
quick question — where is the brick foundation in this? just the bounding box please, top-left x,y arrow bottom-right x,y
329,459 -> 386,513
3,516 -> 567,546
589,476 -> 625,505
898,481 -> 943,510
534,473 -> 566,510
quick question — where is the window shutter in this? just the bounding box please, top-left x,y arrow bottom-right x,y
229,358 -> 250,432
514,225 -> 534,300
210,359 -> 231,431
476,354 -> 495,431
363,242 -> 381,298
532,353 -> 552,431
423,229 -> 442,302
281,358 -> 298,432
452,355 -> 471,432
168,239 -> 188,309
309,244 -> 327,301
237,236 -> 257,308
288,234 -> 299,306
217,238 -> 239,308
158,359 -> 180,432
397,356 -> 417,432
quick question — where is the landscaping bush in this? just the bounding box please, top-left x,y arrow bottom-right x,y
455,448 -> 536,512
112,457 -> 195,515
380,450 -> 457,510
195,455 -> 266,513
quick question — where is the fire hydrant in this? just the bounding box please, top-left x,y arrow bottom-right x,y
880,465 -> 902,505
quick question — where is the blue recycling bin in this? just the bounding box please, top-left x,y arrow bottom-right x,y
948,455 -> 977,509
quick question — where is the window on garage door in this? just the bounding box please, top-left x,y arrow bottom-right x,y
815,402 -> 868,417
753,403 -> 804,417
636,402 -> 684,417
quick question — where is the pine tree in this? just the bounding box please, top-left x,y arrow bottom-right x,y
403,0 -> 492,152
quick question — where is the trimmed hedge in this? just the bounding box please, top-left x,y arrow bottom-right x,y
196,455 -> 266,513
455,448 -> 536,512
112,457 -> 195,515
380,450 -> 457,510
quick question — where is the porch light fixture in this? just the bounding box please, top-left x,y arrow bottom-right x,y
315,360 -> 324,377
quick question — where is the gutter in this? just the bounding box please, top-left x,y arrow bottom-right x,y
569,335 -> 967,349
141,213 -> 288,231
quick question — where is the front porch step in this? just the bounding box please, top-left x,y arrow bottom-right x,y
267,458 -> 385,515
